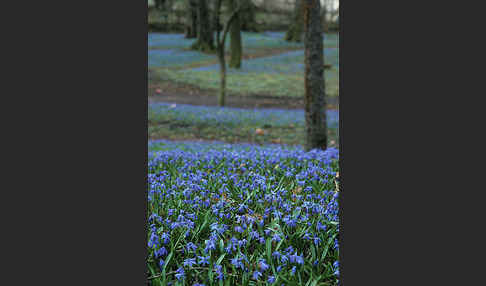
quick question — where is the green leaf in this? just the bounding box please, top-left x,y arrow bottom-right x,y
266,238 -> 272,263
217,253 -> 226,265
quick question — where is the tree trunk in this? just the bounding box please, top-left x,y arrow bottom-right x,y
228,0 -> 242,68
322,5 -> 329,33
240,0 -> 259,32
218,48 -> 226,106
191,0 -> 214,52
154,0 -> 165,10
304,0 -> 327,151
285,0 -> 304,42
185,0 -> 198,38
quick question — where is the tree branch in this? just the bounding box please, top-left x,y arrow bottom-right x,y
217,0 -> 244,48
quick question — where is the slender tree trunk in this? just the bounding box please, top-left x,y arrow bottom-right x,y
185,0 -> 198,38
218,48 -> 226,106
286,0 -> 304,42
191,0 -> 214,52
304,0 -> 327,151
228,0 -> 242,68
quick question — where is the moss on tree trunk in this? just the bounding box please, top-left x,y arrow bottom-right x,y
304,0 -> 327,151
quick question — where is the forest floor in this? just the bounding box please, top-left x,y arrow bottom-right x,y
148,31 -> 339,145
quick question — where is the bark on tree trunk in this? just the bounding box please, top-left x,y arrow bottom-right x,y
322,5 -> 328,33
286,0 -> 304,42
240,0 -> 259,32
304,0 -> 327,151
185,0 -> 198,38
191,0 -> 214,52
228,0 -> 242,68
218,48 -> 226,106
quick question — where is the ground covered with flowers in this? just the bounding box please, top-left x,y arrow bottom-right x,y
148,141 -> 340,285
148,32 -> 339,99
148,103 -> 339,147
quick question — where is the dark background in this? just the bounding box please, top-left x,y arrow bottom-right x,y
1,0 -> 476,285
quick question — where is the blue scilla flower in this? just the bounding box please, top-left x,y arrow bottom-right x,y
317,221 -> 327,232
154,246 -> 167,258
313,236 -> 322,246
148,233 -> 159,248
250,230 -> 260,240
268,276 -> 276,284
198,255 -> 210,265
280,254 -> 289,264
333,261 -> 340,275
276,265 -> 283,272
183,258 -> 197,267
204,240 -> 216,253
214,265 -> 224,280
272,234 -> 282,242
186,242 -> 197,252
290,266 -> 297,276
175,267 -> 185,281
252,271 -> 262,280
259,237 -> 265,244
193,283 -> 205,286
235,226 -> 244,233
158,259 -> 165,270
313,260 -> 319,267
272,251 -> 281,260
259,259 -> 269,271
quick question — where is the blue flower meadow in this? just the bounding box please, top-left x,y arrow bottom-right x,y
147,141 -> 340,285
190,49 -> 339,74
149,102 -> 339,129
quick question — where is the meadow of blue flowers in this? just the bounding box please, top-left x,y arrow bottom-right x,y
149,103 -> 339,129
147,141 -> 340,286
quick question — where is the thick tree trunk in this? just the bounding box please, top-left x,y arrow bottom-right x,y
304,0 -> 327,151
228,0 -> 242,68
185,0 -> 198,38
285,0 -> 304,42
154,0 -> 165,10
191,0 -> 214,52
322,5 -> 328,33
240,0 -> 259,32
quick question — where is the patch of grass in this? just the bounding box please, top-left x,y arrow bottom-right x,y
148,103 -> 339,146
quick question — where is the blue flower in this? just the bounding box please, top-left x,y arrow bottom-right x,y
272,251 -> 281,259
272,234 -> 282,242
183,258 -> 197,267
186,242 -> 197,252
161,232 -> 170,244
290,266 -> 297,276
175,267 -> 185,281
259,259 -> 269,271
252,271 -> 262,280
154,246 -> 167,258
268,275 -> 276,284
158,259 -> 165,269
198,256 -> 210,265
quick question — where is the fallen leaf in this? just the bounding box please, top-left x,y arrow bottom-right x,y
255,128 -> 264,135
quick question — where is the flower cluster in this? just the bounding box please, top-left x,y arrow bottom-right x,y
147,141 -> 340,285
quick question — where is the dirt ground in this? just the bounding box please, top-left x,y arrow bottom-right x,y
148,72 -> 338,110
